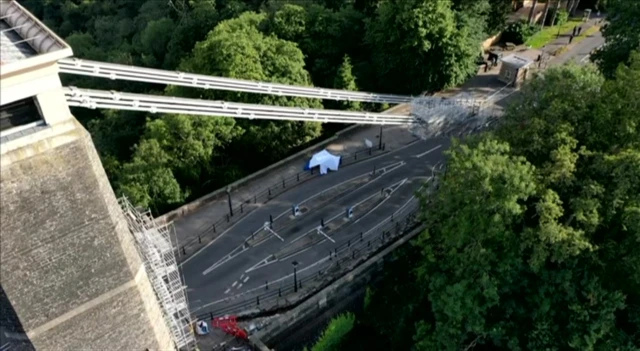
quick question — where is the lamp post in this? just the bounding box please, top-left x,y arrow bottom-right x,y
292,261 -> 299,293
378,126 -> 383,150
226,187 -> 233,217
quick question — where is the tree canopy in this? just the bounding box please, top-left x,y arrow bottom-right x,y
592,0 -> 640,78
22,0 -> 513,213
353,57 -> 640,350
365,0 -> 484,94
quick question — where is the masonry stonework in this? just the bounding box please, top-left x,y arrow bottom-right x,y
0,120 -> 173,350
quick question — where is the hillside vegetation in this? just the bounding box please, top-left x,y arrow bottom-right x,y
24,0 -> 513,214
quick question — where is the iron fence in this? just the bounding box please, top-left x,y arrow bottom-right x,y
177,145 -> 387,261
193,201 -> 423,321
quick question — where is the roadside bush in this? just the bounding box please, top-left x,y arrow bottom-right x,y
546,8 -> 569,26
502,20 -> 538,45
556,9 -> 569,25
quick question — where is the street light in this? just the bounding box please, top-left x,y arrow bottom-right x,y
226,187 -> 233,217
378,126 -> 383,150
292,261 -> 299,293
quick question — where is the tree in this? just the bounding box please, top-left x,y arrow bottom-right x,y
116,114 -> 242,213
267,3 -> 307,42
357,60 -> 640,351
268,3 -> 367,90
117,139 -> 185,214
591,0 -> 640,78
305,313 -> 355,351
527,0 -> 539,25
486,0 -> 514,33
171,12 -> 323,167
332,55 -> 361,111
412,61 -> 640,350
365,0 -> 482,94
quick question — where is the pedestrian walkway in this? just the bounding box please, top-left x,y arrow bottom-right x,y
540,14 -> 602,58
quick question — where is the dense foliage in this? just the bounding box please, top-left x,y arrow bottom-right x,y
304,313 -> 356,351
342,56 -> 640,350
503,20 -> 538,44
592,0 -> 640,78
23,0 -> 512,214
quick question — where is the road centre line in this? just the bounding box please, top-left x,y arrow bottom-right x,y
355,178 -> 408,224
247,177 -> 408,273
194,177 -> 433,312
183,139 -> 425,265
414,144 -> 442,158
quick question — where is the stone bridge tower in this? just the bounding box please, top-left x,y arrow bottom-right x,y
0,1 -> 182,349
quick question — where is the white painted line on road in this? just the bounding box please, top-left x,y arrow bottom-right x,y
199,256 -> 334,311
276,242 -> 325,263
414,145 -> 442,158
224,288 -> 231,294
255,170 -> 376,237
231,281 -> 238,287
289,175 -> 405,245
182,140 -> 426,266
196,189 -> 425,312
355,178 -> 408,224
237,283 -> 243,290
201,245 -> 249,275
246,255 -> 275,273
243,276 -> 250,283
580,55 -> 590,63
264,225 -> 285,241
316,227 -> 335,243
179,212 -> 253,267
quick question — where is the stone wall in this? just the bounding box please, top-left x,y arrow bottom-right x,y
0,119 -> 173,350
252,225 -> 425,349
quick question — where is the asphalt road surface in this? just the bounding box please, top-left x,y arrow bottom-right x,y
182,137 -> 450,313
181,27 -> 605,315
552,27 -> 605,66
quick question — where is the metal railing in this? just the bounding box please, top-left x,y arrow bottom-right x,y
177,145 -> 388,261
193,200 -> 423,320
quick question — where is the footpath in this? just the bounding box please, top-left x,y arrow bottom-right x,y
161,18 -> 603,248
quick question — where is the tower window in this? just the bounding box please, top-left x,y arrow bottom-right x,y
0,97 -> 43,134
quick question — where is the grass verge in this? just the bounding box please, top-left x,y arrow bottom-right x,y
526,19 -> 583,49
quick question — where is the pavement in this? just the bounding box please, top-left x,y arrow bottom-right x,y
173,14 -> 606,332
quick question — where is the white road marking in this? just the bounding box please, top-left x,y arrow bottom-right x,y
245,255 -> 276,273
179,214 -> 252,267
415,145 -> 442,158
224,288 -> 231,294
580,55 -> 590,63
355,178 -> 408,224
243,276 -> 249,283
202,245 -> 249,275
316,227 -> 335,243
183,140 -> 425,266
231,281 -> 238,287
237,283 -> 243,290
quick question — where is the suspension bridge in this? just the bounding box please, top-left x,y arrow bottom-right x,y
59,58 -> 486,127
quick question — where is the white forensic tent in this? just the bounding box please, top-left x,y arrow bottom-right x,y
307,149 -> 341,175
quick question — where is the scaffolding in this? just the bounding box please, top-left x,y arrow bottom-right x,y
119,197 -> 196,351
410,94 -> 496,139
